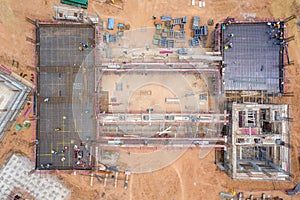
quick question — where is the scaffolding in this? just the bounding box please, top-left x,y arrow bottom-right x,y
218,102 -> 291,181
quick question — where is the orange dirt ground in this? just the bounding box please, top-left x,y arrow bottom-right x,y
0,0 -> 300,199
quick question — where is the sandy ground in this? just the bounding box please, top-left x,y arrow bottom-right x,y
0,0 -> 300,199
101,72 -> 209,113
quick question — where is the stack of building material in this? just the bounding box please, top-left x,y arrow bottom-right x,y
182,16 -> 188,24
192,16 -> 200,29
154,15 -> 188,48
173,18 -> 181,25
190,38 -> 200,46
180,30 -> 185,38
193,25 -> 208,37
199,1 -> 206,7
167,40 -> 175,48
103,34 -> 118,43
160,38 -> 167,47
203,25 -> 208,35
177,48 -> 188,54
169,30 -> 174,38
153,38 -> 159,45
161,16 -> 172,22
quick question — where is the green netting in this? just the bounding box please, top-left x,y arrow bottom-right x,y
61,0 -> 88,8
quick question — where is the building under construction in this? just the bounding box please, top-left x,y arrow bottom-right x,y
220,21 -> 285,93
217,102 -> 290,180
0,69 -> 31,139
35,22 -> 95,170
214,19 -> 291,181
34,14 -> 292,179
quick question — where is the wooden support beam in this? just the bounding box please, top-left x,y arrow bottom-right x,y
284,61 -> 294,66
26,36 -> 36,44
25,16 -> 36,25
285,35 -> 295,42
283,15 -> 296,23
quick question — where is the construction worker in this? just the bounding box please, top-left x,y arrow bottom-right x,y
46,163 -> 52,168
260,65 -> 264,71
231,188 -> 237,196
51,149 -> 58,155
272,33 -> 278,38
277,23 -> 281,29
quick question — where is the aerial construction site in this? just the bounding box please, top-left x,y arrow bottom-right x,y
0,0 -> 300,199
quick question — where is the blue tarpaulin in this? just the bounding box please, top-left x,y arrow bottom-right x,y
108,18 -> 114,30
